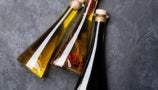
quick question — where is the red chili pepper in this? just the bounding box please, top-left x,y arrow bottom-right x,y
64,53 -> 83,71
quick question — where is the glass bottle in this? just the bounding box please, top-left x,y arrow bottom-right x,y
51,0 -> 99,74
74,9 -> 108,90
17,0 -> 86,78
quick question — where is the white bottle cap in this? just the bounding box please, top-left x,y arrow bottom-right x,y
96,9 -> 107,16
70,0 -> 85,10
95,9 -> 108,22
75,0 -> 85,4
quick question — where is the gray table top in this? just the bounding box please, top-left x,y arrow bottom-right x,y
0,0 -> 158,90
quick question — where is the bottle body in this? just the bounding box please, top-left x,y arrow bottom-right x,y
74,9 -> 108,90
86,21 -> 107,90
51,0 -> 98,74
17,0 -> 85,78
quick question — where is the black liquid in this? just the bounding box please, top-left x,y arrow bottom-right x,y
74,21 -> 108,90
87,22 -> 107,90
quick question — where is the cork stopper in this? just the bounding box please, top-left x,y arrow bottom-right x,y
95,9 -> 108,22
70,0 -> 85,10
96,9 -> 107,16
75,0 -> 85,4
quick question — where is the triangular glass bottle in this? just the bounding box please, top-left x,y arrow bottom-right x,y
17,0 -> 86,78
51,0 -> 99,74
74,9 -> 108,90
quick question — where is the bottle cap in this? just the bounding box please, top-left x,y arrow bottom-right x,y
70,0 -> 85,10
75,0 -> 85,4
95,9 -> 108,22
96,9 -> 107,16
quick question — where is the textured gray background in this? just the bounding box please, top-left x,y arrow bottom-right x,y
0,0 -> 158,90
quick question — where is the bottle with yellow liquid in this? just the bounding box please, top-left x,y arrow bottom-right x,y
17,0 -> 86,78
51,0 -> 99,74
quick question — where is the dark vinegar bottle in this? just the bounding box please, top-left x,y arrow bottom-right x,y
75,9 -> 109,90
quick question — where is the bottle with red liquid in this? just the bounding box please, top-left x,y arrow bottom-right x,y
51,0 -> 99,74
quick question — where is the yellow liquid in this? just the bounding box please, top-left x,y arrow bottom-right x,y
51,0 -> 98,74
17,5 -> 85,78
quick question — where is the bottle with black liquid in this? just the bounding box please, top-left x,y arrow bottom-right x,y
74,9 -> 108,90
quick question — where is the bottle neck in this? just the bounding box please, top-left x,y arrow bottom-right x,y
94,21 -> 105,48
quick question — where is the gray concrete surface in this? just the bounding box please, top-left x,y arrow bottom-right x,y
0,0 -> 158,90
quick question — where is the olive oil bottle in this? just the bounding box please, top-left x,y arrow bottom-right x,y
51,0 -> 99,74
74,9 -> 108,90
17,0 -> 86,78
